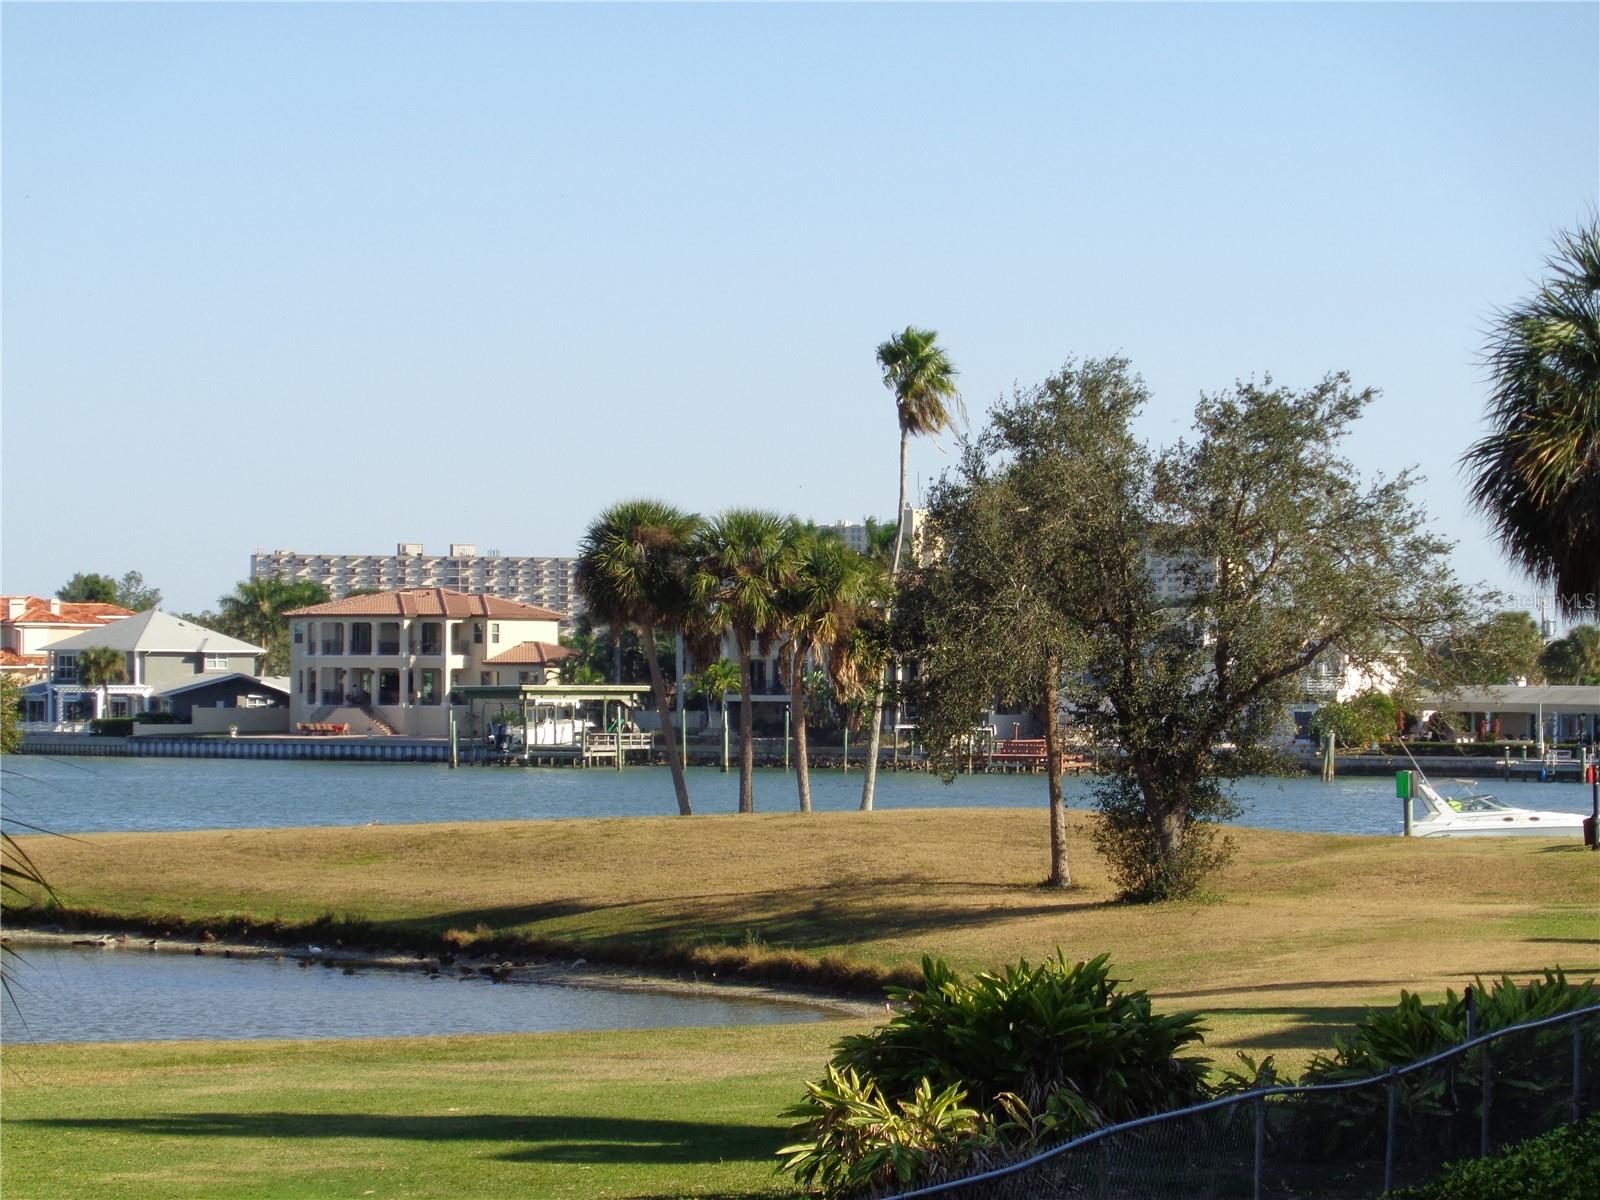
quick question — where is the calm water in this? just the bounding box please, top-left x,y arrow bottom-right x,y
2,755 -> 1591,836
0,945 -> 832,1044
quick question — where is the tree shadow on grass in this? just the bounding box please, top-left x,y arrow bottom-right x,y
1194,1005 -> 1370,1052
11,1112 -> 787,1167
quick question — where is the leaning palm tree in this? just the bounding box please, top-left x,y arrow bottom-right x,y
577,500 -> 703,817
76,646 -> 127,721
776,531 -> 886,812
861,326 -> 962,811
1462,219 -> 1600,611
691,510 -> 802,813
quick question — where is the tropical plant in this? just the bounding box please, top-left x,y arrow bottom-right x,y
832,952 -> 1209,1121
576,500 -> 703,816
75,646 -> 127,719
1462,219 -> 1600,612
216,578 -> 331,674
691,509 -> 801,813
778,1068 -> 986,1197
1540,623 -> 1600,683
775,529 -> 885,812
861,326 -> 962,813
1386,1116 -> 1600,1200
689,657 -> 741,730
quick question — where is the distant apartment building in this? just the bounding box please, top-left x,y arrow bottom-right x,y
825,507 -> 930,564
251,543 -> 581,619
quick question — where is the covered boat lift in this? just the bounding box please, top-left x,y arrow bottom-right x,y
450,683 -> 655,767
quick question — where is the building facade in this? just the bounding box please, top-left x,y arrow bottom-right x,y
252,543 -> 580,619
25,609 -> 263,723
2,596 -> 135,680
285,587 -> 573,737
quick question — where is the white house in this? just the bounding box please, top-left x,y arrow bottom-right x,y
284,587 -> 573,737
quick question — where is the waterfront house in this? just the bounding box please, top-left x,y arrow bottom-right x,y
1,595 -> 134,682
24,609 -> 263,724
283,587 -> 573,737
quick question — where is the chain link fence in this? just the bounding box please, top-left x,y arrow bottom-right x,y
886,1005 -> 1600,1200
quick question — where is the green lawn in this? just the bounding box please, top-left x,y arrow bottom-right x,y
5,809 -> 1595,1198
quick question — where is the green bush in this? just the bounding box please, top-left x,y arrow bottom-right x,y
1305,971 -> 1597,1081
781,952 -> 1209,1196
1386,1116 -> 1600,1200
132,711 -> 186,726
778,1068 -> 987,1197
88,717 -> 134,736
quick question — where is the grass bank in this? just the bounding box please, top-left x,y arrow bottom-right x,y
5,809 -> 1595,1199
8,809 -> 1596,1013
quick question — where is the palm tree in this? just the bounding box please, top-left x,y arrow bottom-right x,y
1541,624 -> 1600,684
218,578 -> 329,674
776,531 -> 885,812
1462,220 -> 1600,611
76,646 -> 127,720
861,326 -> 961,811
577,500 -> 703,817
691,510 -> 801,813
689,658 -> 741,732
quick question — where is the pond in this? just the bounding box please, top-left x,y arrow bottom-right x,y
0,944 -> 836,1044
2,756 -> 1591,837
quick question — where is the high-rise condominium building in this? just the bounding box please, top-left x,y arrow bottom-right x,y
250,543 -> 581,618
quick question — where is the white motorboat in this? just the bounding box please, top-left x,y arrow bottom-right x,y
1410,778 -> 1586,838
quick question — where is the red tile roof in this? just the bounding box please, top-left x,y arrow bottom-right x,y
0,649 -> 48,667
1,597 -> 136,626
285,587 -> 565,621
483,641 -> 576,667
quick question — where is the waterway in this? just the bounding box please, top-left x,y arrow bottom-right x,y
0,944 -> 834,1044
2,755 -> 1591,836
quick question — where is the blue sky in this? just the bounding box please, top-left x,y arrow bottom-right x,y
4,2 -> 1597,616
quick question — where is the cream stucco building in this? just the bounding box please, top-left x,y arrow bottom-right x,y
285,587 -> 573,737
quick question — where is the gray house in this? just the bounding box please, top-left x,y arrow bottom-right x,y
28,610 -> 264,723
156,673 -> 291,721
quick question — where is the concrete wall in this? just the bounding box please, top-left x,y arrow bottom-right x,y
134,707 -> 291,737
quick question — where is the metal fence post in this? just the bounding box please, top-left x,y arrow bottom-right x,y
1574,1018 -> 1584,1124
1385,1068 -> 1399,1192
1480,1041 -> 1493,1157
1253,1097 -> 1266,1200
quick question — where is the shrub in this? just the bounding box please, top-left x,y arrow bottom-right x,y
778,1068 -> 986,1196
1386,1116 -> 1600,1200
88,717 -> 134,737
781,952 -> 1210,1196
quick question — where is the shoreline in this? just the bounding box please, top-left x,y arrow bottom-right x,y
0,925 -> 883,1020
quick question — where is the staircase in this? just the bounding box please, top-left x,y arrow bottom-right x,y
358,705 -> 399,737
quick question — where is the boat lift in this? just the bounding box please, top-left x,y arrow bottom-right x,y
450,683 -> 655,768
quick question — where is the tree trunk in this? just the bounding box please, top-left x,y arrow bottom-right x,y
736,637 -> 755,813
642,618 -> 692,816
791,646 -> 812,813
861,430 -> 911,812
1043,667 -> 1071,887
611,634 -> 623,685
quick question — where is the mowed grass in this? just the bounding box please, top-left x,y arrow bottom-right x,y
2,1023 -> 856,1199
4,809 -> 1596,1199
11,808 -> 1597,1010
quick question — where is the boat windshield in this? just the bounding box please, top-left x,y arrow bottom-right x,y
1438,789 -> 1508,814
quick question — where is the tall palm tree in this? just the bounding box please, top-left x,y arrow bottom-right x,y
861,326 -> 961,811
76,646 -> 127,720
776,531 -> 885,812
1462,220 -> 1600,611
691,510 -> 801,813
577,500 -> 703,817
219,578 -> 329,674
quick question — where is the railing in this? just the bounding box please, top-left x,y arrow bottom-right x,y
884,1005 -> 1600,1199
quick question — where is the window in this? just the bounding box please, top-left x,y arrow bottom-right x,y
292,623 -> 304,645
479,671 -> 492,685
473,623 -> 483,644
54,653 -> 77,682
491,622 -> 501,645
204,654 -> 228,670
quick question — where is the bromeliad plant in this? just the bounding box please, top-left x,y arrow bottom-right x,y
779,952 -> 1210,1197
